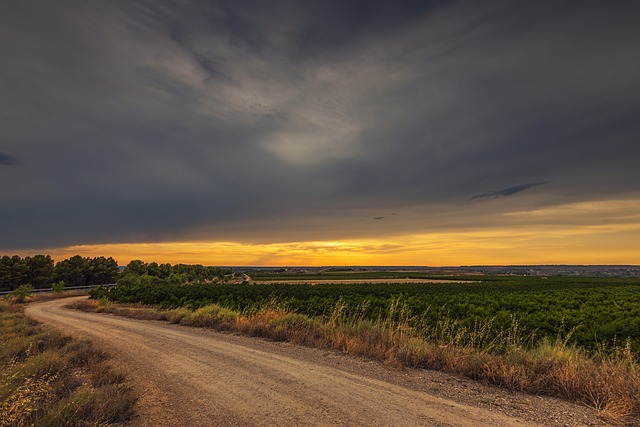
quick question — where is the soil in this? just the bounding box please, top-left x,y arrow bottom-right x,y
26,297 -> 616,427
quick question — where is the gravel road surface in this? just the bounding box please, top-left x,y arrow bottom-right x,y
26,297 -> 608,427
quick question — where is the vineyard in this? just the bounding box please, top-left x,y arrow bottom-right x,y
90,273 -> 640,354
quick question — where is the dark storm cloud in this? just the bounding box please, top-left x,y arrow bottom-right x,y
1,0 -> 640,250
471,182 -> 548,201
292,0 -> 443,58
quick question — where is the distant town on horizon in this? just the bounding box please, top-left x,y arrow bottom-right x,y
219,265 -> 640,278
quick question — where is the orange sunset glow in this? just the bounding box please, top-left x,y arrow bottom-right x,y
10,199 -> 631,266
37,218 -> 640,267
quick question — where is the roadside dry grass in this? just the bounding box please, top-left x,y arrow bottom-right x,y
25,290 -> 90,303
70,298 -> 640,424
0,298 -> 135,427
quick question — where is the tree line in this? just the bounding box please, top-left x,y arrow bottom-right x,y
0,255 -> 119,292
1,255 -> 233,292
122,260 -> 231,283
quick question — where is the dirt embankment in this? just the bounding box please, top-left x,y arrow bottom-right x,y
26,297 -> 610,427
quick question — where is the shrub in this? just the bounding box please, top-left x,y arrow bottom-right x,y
51,281 -> 65,293
10,284 -> 33,303
180,305 -> 238,329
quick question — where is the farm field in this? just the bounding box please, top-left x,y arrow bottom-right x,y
84,270 -> 640,419
92,273 -> 640,354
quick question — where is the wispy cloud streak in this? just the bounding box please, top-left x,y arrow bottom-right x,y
0,152 -> 17,166
471,182 -> 549,201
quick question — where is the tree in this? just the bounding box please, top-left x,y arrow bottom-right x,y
124,260 -> 148,276
0,256 -> 14,291
89,256 -> 119,285
0,255 -> 28,291
25,254 -> 54,288
157,263 -> 172,279
54,255 -> 88,287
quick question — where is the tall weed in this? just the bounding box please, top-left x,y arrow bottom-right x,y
0,304 -> 135,426
75,297 -> 640,422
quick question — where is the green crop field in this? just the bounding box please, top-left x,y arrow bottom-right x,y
91,274 -> 640,354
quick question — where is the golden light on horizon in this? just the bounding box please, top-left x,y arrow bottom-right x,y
26,223 -> 639,267
9,199 -> 639,267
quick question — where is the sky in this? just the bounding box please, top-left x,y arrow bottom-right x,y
1,0 -> 639,266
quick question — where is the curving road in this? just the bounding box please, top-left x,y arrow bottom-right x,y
26,298 -> 599,427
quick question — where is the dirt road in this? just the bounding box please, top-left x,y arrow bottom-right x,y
255,279 -> 472,285
26,298 -> 605,427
